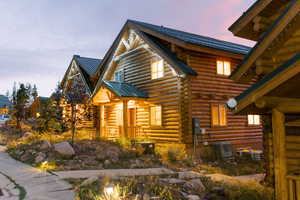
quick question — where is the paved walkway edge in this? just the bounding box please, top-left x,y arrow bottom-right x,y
54,168 -> 175,179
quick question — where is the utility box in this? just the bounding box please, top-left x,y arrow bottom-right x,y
211,142 -> 234,160
192,118 -> 201,135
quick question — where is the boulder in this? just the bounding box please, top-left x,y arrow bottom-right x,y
184,179 -> 205,193
160,178 -> 186,184
35,152 -> 46,163
80,176 -> 98,186
187,195 -> 201,200
54,142 -> 75,157
22,132 -> 33,138
178,171 -> 202,179
40,140 -> 51,150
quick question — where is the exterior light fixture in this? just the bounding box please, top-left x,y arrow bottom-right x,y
104,184 -> 114,195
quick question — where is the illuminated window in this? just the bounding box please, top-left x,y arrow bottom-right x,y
248,115 -> 260,125
150,105 -> 162,126
211,104 -> 227,126
151,59 -> 164,79
116,109 -> 123,126
217,60 -> 231,76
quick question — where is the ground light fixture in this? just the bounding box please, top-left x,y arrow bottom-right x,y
104,184 -> 114,196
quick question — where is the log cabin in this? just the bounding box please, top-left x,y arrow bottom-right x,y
91,20 -> 263,150
60,55 -> 102,134
0,95 -> 11,115
227,0 -> 300,199
28,96 -> 49,118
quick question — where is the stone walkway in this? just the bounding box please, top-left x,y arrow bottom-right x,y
54,168 -> 175,179
0,146 -> 75,200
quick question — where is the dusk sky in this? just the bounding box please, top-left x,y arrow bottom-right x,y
0,0 -> 256,97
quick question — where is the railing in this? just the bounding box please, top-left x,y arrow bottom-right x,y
102,126 -> 144,140
287,174 -> 300,200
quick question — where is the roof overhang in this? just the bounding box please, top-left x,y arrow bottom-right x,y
228,53 -> 300,114
230,0 -> 300,82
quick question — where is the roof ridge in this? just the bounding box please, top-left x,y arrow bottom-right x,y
127,19 -> 251,50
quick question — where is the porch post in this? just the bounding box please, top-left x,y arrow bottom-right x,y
123,100 -> 128,137
95,105 -> 100,139
272,108 -> 287,200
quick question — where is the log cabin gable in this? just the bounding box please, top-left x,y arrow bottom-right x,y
230,0 -> 300,82
62,59 -> 91,99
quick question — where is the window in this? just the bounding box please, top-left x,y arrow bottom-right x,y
150,105 -> 162,126
217,60 -> 231,76
248,115 -> 260,125
211,104 -> 227,126
114,70 -> 124,82
151,59 -> 164,79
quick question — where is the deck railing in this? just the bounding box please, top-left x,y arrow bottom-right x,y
102,126 -> 144,140
287,174 -> 300,200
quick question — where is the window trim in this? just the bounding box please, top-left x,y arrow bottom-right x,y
149,105 -> 163,127
211,104 -> 227,127
114,70 -> 124,82
151,59 -> 164,80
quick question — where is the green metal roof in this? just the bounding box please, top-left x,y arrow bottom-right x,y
235,52 -> 300,103
74,55 -> 102,77
103,81 -> 148,98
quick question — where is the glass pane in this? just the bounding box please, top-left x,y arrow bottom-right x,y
212,105 -> 219,126
219,105 -> 227,126
248,115 -> 254,125
217,60 -> 224,75
156,106 -> 162,125
254,115 -> 260,125
224,61 -> 231,76
151,63 -> 157,79
150,107 -> 155,125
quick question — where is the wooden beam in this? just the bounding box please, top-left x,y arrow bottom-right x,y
272,109 -> 287,200
255,65 -> 274,75
255,97 -> 300,113
122,100 -> 128,138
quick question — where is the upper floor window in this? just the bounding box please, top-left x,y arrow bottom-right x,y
217,60 -> 231,76
150,105 -> 162,126
151,59 -> 164,79
248,115 -> 260,125
211,104 -> 227,126
114,70 -> 124,82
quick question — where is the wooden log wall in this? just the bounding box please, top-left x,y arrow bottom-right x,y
108,47 -> 181,142
186,50 -> 263,149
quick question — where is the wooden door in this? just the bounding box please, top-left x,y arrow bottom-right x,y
128,108 -> 136,138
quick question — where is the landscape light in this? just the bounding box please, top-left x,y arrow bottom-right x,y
104,184 -> 114,195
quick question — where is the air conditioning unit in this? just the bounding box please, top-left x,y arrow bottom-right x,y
211,142 -> 234,160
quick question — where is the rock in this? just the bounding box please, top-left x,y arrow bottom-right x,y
54,142 -> 75,157
96,152 -> 107,160
178,171 -> 202,179
22,132 -> 33,138
160,178 -> 186,184
104,160 -> 111,167
80,176 -> 98,186
40,140 -> 51,150
187,195 -> 201,200
35,152 -> 46,163
184,179 -> 205,193
143,194 -> 150,200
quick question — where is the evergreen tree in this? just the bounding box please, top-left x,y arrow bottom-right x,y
11,83 -> 31,130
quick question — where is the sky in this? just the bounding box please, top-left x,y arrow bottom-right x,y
0,0 -> 256,97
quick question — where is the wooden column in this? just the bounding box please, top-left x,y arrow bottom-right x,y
95,106 -> 100,139
122,100 -> 128,138
100,104 -> 105,138
272,109 -> 287,200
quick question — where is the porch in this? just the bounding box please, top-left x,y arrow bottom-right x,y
93,81 -> 149,140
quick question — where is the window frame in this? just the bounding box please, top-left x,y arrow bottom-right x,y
149,105 -> 162,127
151,59 -> 164,80
216,59 -> 231,76
114,70 -> 124,82
247,114 -> 261,126
211,104 -> 227,127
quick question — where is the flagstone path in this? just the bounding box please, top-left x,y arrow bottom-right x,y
0,146 -> 75,200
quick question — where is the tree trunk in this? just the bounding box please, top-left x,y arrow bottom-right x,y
71,104 -> 76,145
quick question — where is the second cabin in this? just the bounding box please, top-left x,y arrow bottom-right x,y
91,20 -> 263,150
